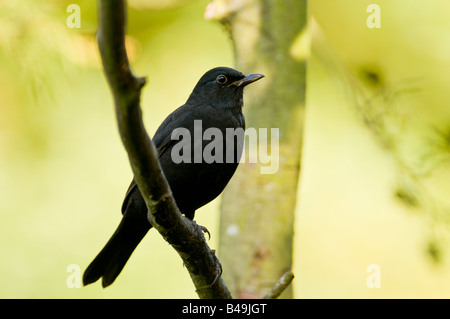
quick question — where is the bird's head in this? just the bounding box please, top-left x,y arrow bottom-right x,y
187,67 -> 264,108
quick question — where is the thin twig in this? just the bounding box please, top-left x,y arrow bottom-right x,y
263,271 -> 295,299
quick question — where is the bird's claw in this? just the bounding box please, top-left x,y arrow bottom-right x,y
209,249 -> 223,287
193,221 -> 211,240
199,225 -> 211,240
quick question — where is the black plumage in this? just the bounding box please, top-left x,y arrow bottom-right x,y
83,67 -> 264,287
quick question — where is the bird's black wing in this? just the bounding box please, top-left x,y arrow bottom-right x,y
121,180 -> 137,214
120,135 -> 175,214
120,104 -> 193,214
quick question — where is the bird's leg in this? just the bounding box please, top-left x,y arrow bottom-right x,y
187,219 -> 222,286
191,220 -> 211,240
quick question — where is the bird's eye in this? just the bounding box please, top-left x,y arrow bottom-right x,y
216,75 -> 227,84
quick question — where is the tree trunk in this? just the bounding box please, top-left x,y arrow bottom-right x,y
207,0 -> 308,298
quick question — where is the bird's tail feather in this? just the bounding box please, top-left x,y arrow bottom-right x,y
83,217 -> 150,288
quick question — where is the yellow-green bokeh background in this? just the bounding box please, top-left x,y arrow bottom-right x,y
1,0 -> 449,298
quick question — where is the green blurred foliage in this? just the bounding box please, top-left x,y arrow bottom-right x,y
2,0 -> 450,299
295,0 -> 450,298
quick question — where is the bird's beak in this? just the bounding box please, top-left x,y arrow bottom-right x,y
228,73 -> 265,87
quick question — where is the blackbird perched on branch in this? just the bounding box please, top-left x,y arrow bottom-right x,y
83,67 -> 264,287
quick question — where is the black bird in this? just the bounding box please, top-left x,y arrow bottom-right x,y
83,67 -> 264,287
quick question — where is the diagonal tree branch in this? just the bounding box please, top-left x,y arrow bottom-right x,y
96,0 -> 231,299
